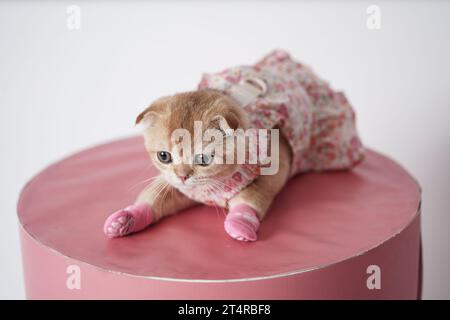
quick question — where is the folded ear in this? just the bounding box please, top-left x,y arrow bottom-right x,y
209,112 -> 240,136
135,106 -> 158,126
136,96 -> 173,126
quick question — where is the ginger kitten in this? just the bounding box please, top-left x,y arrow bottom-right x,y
103,50 -> 364,242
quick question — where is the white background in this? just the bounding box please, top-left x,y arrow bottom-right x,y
1,1 -> 449,299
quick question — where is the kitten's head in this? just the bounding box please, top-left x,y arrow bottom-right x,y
136,90 -> 248,189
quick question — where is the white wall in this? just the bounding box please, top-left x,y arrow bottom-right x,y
1,0 -> 449,299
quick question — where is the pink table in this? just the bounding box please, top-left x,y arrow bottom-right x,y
18,137 -> 421,299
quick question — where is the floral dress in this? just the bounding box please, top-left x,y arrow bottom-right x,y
178,50 -> 365,207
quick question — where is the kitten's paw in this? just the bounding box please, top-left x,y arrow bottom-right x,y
104,209 -> 134,238
103,203 -> 153,238
224,204 -> 260,242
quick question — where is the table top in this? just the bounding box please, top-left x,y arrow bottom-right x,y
18,137 -> 420,281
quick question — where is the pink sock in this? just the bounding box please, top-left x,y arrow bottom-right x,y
224,204 -> 260,242
103,203 -> 153,238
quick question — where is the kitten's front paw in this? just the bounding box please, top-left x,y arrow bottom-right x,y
224,204 -> 260,242
103,203 -> 153,238
104,209 -> 134,238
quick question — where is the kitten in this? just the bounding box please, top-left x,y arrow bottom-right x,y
103,50 -> 364,242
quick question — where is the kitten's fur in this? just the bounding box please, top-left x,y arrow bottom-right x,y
135,89 -> 291,223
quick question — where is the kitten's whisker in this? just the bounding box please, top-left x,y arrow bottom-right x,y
203,180 -> 227,217
126,163 -> 157,192
159,183 -> 172,211
151,184 -> 168,205
142,175 -> 163,190
129,175 -> 161,191
144,176 -> 168,202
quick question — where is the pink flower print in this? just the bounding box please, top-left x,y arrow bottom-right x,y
275,83 -> 285,92
225,75 -> 239,84
310,91 -> 319,103
326,151 -> 336,161
346,148 -> 354,162
277,104 -> 289,118
232,172 -> 242,183
252,119 -> 264,128
262,109 -> 271,117
287,130 -> 293,140
326,87 -> 334,99
256,100 -> 269,108
336,92 -> 348,105
198,77 -> 209,90
274,50 -> 289,61
349,136 -> 361,152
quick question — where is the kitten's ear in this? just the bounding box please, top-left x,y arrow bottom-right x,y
136,96 -> 171,126
209,113 -> 240,136
135,106 -> 158,126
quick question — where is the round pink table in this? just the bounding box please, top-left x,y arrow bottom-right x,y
18,137 -> 421,299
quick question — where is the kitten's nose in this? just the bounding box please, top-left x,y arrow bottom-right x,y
174,165 -> 192,183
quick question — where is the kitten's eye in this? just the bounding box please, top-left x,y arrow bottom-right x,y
157,151 -> 172,164
194,153 -> 214,166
